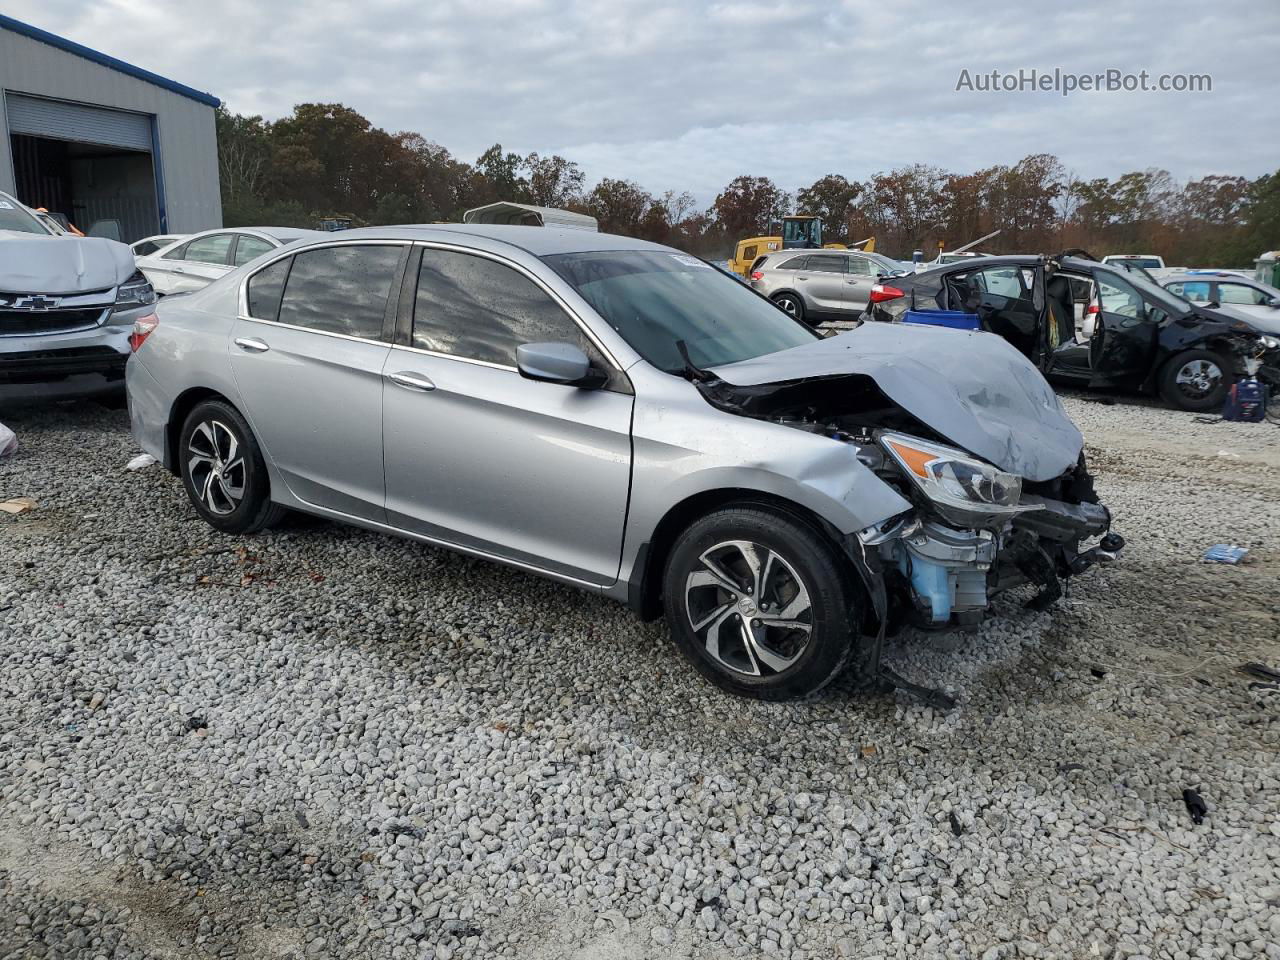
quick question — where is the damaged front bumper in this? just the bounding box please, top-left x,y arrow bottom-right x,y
859,493 -> 1123,630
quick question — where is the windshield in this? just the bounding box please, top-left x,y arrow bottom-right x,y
0,197 -> 51,235
1102,265 -> 1191,315
864,251 -> 907,273
544,250 -> 818,373
1111,257 -> 1162,269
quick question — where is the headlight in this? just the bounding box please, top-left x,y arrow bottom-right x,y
114,271 -> 157,311
879,432 -> 1041,526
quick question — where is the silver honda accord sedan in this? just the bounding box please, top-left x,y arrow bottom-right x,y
125,225 -> 1122,702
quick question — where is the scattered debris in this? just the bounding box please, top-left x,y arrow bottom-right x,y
125,453 -> 157,471
0,422 -> 15,458
1182,788 -> 1207,825
1216,450 -> 1241,459
88,692 -> 106,712
1089,667 -> 1107,679
1238,662 -> 1280,683
184,715 -> 208,733
860,744 -> 878,758
0,496 -> 38,515
1202,544 -> 1248,564
295,810 -> 310,829
1057,762 -> 1085,774
949,812 -> 965,836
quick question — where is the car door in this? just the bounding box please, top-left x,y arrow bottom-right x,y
1085,271 -> 1158,386
842,255 -> 878,312
382,245 -> 634,586
229,242 -> 407,521
947,264 -> 1042,358
793,253 -> 849,315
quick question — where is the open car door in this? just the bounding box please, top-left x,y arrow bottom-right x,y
1084,271 -> 1159,387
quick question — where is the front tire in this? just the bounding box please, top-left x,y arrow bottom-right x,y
179,399 -> 284,534
1158,348 -> 1229,411
661,504 -> 860,700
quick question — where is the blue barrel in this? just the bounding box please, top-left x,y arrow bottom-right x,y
902,310 -> 981,331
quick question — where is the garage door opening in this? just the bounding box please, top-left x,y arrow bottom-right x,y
5,93 -> 162,243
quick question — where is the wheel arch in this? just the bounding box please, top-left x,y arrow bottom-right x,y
165,386 -> 237,474
625,487 -> 858,622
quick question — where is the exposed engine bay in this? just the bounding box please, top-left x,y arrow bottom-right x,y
698,325 -> 1125,659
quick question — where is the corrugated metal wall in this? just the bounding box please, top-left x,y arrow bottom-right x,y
0,27 -> 221,234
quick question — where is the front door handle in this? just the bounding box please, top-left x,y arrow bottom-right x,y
172,267 -> 186,274
796,276 -> 809,281
387,371 -> 436,392
234,336 -> 270,353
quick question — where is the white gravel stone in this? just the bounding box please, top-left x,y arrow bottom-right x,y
0,396 -> 1277,959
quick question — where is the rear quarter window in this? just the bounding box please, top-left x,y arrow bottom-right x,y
275,245 -> 404,339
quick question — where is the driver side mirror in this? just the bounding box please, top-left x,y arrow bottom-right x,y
1267,296 -> 1280,308
516,342 -> 608,389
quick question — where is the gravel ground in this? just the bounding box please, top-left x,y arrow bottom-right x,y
0,394 -> 1277,960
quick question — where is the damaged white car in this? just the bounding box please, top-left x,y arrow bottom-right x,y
126,226 -> 1121,704
1,190 -> 156,403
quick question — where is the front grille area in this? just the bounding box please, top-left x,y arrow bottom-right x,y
0,307 -> 108,336
0,345 -> 126,383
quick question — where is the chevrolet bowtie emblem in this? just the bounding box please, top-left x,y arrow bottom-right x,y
11,295 -> 60,311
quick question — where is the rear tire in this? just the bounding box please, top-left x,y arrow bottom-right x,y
1158,348 -> 1230,412
179,399 -> 285,534
772,292 -> 808,325
661,504 -> 860,700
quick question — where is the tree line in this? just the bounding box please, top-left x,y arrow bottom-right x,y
218,103 -> 1278,266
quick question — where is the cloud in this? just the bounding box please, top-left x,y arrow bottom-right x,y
7,0 -> 1278,203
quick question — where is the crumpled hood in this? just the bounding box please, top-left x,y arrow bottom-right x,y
709,323 -> 1084,482
0,231 -> 135,294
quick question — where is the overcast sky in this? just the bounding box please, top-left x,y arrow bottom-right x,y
7,0 -> 1278,202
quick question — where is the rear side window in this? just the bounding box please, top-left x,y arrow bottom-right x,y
246,258 -> 291,321
183,234 -> 234,265
805,255 -> 847,274
413,249 -> 598,368
276,245 -> 402,339
847,257 -> 874,276
234,235 -> 276,266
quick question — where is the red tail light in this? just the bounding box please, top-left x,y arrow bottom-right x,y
869,284 -> 905,303
1086,304 -> 1100,315
750,271 -> 764,281
129,312 -> 159,351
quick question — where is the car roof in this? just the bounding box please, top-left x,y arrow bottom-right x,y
1162,271 -> 1256,282
288,223 -> 672,257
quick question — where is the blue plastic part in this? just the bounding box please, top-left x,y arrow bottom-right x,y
902,310 -> 981,331
899,553 -> 954,622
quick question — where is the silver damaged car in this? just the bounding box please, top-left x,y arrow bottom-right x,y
126,226 -> 1123,703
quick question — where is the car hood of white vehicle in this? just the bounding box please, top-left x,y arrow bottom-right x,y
708,322 -> 1085,483
0,231 -> 135,294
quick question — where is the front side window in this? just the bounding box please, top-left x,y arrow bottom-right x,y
544,250 -> 817,373
183,234 -> 234,265
234,235 -> 276,266
414,249 -> 599,368
1097,274 -> 1144,318
1218,282 -> 1268,305
276,245 -> 402,339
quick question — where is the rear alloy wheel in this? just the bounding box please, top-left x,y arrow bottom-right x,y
179,399 -> 285,534
662,505 -> 860,700
1159,349 -> 1229,412
772,292 -> 807,324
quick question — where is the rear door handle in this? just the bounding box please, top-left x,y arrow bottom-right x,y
797,276 -> 809,281
387,371 -> 436,392
234,337 -> 269,353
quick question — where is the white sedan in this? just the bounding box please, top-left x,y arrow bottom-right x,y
136,227 -> 320,295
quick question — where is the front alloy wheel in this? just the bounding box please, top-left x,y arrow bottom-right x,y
662,504 -> 861,700
1159,348 -> 1230,411
685,540 -> 813,677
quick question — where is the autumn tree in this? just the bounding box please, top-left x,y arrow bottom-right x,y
712,176 -> 790,239
796,174 -> 861,245
585,178 -> 654,234
524,153 -> 586,208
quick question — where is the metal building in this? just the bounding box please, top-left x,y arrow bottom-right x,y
0,14 -> 221,242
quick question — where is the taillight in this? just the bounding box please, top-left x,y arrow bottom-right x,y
129,312 -> 158,351
750,271 -> 764,281
1086,304 -> 1100,315
869,284 -> 905,303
